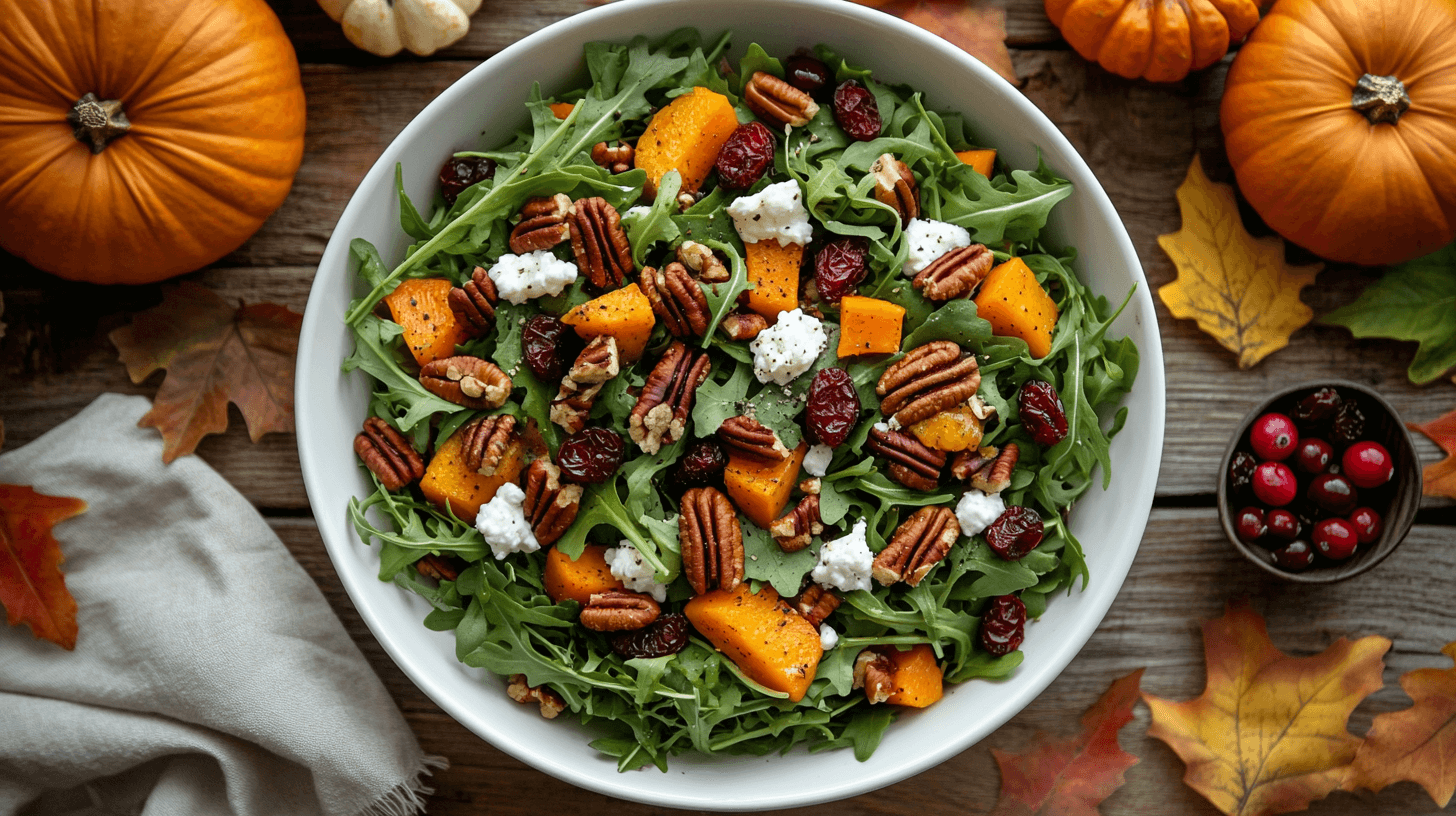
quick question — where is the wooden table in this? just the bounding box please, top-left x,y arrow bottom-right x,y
3,2 -> 1454,813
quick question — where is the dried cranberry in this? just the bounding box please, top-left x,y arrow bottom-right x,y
984,506 -> 1044,560
979,595 -> 1026,656
1342,441 -> 1394,489
813,237 -> 869,304
1293,387 -> 1342,425
1348,507 -> 1383,545
1017,381 -> 1069,447
675,440 -> 727,486
438,155 -> 496,205
1249,413 -> 1298,461
806,367 -> 861,448
521,315 -> 572,382
1228,451 -> 1258,495
611,612 -> 690,658
1294,438 -> 1334,475
832,80 -> 881,141
715,122 -> 776,190
785,53 -> 831,95
1273,539 -> 1315,571
1314,518 -> 1359,560
1234,506 -> 1267,543
1266,509 -> 1301,541
1252,461 -> 1297,507
556,428 -> 624,484
1307,473 -> 1358,515
1330,401 -> 1367,445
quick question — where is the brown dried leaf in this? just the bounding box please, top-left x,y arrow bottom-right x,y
1346,642 -> 1456,807
0,485 -> 87,649
855,0 -> 1017,84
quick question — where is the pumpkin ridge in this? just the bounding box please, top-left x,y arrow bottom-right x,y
0,4 -> 83,104
110,139 -> 279,221
129,132 -> 300,208
115,2 -> 242,106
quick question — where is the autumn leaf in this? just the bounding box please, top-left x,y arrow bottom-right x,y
1144,600 -> 1390,816
1321,242 -> 1456,384
0,484 -> 87,649
990,670 -> 1143,816
1345,641 -> 1456,806
1408,407 -> 1456,500
854,0 -> 1017,84
110,282 -> 302,463
1157,155 -> 1323,368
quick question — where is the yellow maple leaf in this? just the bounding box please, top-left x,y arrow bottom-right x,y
1157,155 -> 1322,368
1143,601 -> 1390,816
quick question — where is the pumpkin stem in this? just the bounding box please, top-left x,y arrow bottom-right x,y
67,93 -> 130,154
1351,74 -> 1410,125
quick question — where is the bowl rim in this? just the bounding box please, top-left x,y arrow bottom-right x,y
1216,378 -> 1422,583
294,0 -> 1166,807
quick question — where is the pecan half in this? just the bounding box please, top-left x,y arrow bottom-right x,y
678,241 -> 730,283
744,71 -> 819,128
507,674 -> 566,718
719,311 -> 768,342
912,244 -> 993,301
950,445 -> 999,481
871,153 -> 919,224
460,413 -> 517,475
448,266 -> 498,337
853,649 -> 895,704
771,494 -> 823,552
415,553 -> 462,582
567,335 -> 621,384
970,442 -> 1020,494
568,197 -> 633,289
420,356 -> 512,410
679,487 -> 745,596
590,140 -> 634,174
509,194 -> 572,255
874,506 -> 960,586
717,415 -> 790,461
354,416 -> 424,491
521,458 -> 583,546
641,262 -> 710,340
793,584 -> 840,628
867,425 -> 946,491
580,589 -> 661,631
629,341 -> 711,454
549,377 -> 604,435
876,340 -> 982,426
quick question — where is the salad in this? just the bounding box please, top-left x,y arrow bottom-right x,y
345,29 -> 1139,772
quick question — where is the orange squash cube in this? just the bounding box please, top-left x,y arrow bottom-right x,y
549,102 -> 575,120
635,87 -> 740,196
384,278 -> 471,366
910,404 -> 985,452
973,257 -> 1059,358
544,544 -> 623,606
724,441 -> 806,529
419,428 -> 524,520
884,644 -> 944,707
684,584 -> 823,702
837,295 -> 906,357
560,282 -> 655,362
955,149 -> 996,177
744,240 -> 803,322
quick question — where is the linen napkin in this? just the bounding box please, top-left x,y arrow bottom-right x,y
0,394 -> 444,816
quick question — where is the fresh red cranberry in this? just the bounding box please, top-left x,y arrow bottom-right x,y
1293,387 -> 1342,425
1348,507 -> 1383,545
1273,539 -> 1315,570
1252,462 -> 1297,506
813,237 -> 869,303
715,122 -> 776,190
1228,451 -> 1258,495
1294,438 -> 1334,474
439,155 -> 496,205
1234,506 -> 1267,543
979,595 -> 1026,656
1266,509 -> 1301,541
556,428 -> 625,484
832,80 -> 881,141
1018,381 -> 1069,447
784,53 -> 831,94
1330,401 -> 1367,445
1342,441 -> 1394,489
1313,518 -> 1359,560
1307,473 -> 1358,515
1250,413 -> 1298,461
984,507 -> 1044,560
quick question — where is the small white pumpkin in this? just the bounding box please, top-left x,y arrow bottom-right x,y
317,0 -> 482,57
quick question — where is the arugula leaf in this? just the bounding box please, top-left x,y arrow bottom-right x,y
1321,242 -> 1456,384
624,170 -> 683,265
742,522 -> 818,596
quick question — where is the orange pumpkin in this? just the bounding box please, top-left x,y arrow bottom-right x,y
0,0 -> 306,284
1045,0 -> 1261,83
1221,0 -> 1456,266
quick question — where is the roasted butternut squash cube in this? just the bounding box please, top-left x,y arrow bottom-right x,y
724,441 -> 806,529
973,257 -> 1059,358
685,584 -> 823,702
837,295 -> 906,357
910,404 -> 985,452
544,545 -> 623,606
635,87 -> 740,196
560,282 -> 655,362
744,240 -> 803,322
884,644 -> 944,707
549,102 -> 575,120
419,429 -> 524,520
384,278 -> 471,366
955,149 -> 996,177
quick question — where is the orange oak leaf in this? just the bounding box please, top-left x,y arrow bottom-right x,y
1345,642 -> 1456,806
1157,155 -> 1323,369
0,485 -> 87,649
854,0 -> 1017,84
110,282 -> 302,463
1144,601 -> 1390,816
990,669 -> 1143,816
1407,408 -> 1456,500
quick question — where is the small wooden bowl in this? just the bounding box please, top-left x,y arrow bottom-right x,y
1217,379 -> 1422,583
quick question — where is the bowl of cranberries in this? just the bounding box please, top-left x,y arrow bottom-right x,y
1218,380 -> 1421,582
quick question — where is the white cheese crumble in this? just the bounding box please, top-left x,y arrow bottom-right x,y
487,250 -> 578,304
604,541 -> 668,602
624,205 -> 651,218
819,623 -> 839,651
812,519 -> 874,593
902,218 -> 971,277
872,421 -> 891,433
804,444 -> 833,477
474,483 -> 540,560
750,308 -> 827,385
956,489 -> 1006,537
727,180 -> 813,247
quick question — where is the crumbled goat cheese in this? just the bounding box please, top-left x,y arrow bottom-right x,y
727,180 -> 813,247
474,483 -> 540,559
804,444 -> 833,477
812,519 -> 874,593
902,218 -> 971,277
886,416 -> 902,431
750,308 -> 827,385
956,489 -> 1006,537
624,205 -> 651,218
487,250 -> 578,304
604,541 -> 668,602
819,623 -> 839,650
872,421 -> 891,433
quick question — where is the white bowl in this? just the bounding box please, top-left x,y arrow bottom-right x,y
296,0 -> 1165,808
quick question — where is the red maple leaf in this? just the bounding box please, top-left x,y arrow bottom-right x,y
0,485 -> 87,649
1408,407 -> 1456,500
